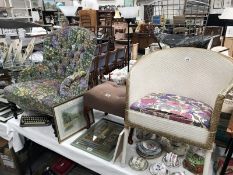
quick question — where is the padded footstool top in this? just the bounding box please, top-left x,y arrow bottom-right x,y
84,81 -> 126,118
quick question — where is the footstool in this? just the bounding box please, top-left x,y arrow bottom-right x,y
84,81 -> 126,128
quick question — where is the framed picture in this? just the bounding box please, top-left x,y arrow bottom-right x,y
213,0 -> 223,9
43,0 -> 56,11
53,96 -> 93,142
71,119 -> 124,161
124,0 -> 134,7
223,0 -> 233,8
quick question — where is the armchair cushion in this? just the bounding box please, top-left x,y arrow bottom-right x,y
4,80 -> 70,115
130,93 -> 213,129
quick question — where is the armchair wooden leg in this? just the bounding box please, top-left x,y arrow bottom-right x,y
84,106 -> 91,129
9,102 -> 18,119
203,146 -> 213,175
128,128 -> 134,145
121,127 -> 130,167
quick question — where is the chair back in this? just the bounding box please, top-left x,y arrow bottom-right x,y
128,48 -> 233,108
0,38 -> 8,62
116,47 -> 126,61
97,53 -> 107,73
173,16 -> 186,34
22,38 -> 35,63
94,44 -> 101,56
100,42 -> 109,54
43,26 -> 96,80
203,26 -> 223,36
12,39 -> 22,63
106,50 -> 117,66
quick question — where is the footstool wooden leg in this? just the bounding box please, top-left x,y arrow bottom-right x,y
128,128 -> 134,145
84,106 -> 91,129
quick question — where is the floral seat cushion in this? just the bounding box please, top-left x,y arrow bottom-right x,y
4,79 -> 72,115
130,93 -> 213,129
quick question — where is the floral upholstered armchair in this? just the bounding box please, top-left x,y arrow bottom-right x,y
4,26 -> 96,117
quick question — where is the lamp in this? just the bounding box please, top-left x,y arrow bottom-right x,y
218,8 -> 233,44
114,8 -> 121,19
119,7 -> 138,72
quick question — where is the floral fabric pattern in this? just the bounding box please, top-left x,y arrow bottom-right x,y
4,27 -> 96,115
130,93 -> 213,129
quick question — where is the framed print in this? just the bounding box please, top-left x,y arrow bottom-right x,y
124,0 -> 134,7
71,119 -> 124,161
43,0 -> 56,11
213,0 -> 222,9
54,96 -> 91,142
223,0 -> 233,8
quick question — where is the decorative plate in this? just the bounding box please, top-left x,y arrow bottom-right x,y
128,156 -> 148,171
149,163 -> 169,175
171,172 -> 186,175
136,140 -> 162,158
162,152 -> 181,168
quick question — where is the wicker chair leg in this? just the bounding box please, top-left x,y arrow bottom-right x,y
121,127 -> 130,166
203,146 -> 213,175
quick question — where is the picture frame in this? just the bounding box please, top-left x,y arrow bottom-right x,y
124,0 -> 134,7
222,0 -> 233,8
43,0 -> 56,11
213,0 -> 223,9
53,96 -> 94,143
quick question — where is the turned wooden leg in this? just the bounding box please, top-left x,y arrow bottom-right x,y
51,121 -> 58,138
9,102 -> 18,119
128,128 -> 134,144
84,106 -> 91,129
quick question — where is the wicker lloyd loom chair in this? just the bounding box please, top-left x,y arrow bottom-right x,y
4,26 -> 96,120
122,48 -> 233,174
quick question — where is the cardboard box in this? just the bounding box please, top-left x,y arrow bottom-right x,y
0,137 -> 16,170
224,37 -> 233,57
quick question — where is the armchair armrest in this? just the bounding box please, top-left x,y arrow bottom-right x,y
60,70 -> 87,97
18,64 -> 50,82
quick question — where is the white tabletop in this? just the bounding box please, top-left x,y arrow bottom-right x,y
6,110 -> 214,175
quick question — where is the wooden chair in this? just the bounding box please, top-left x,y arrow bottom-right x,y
173,16 -> 187,34
97,53 -> 107,80
105,50 -> 117,74
116,47 -> 126,69
80,15 -> 95,33
89,56 -> 99,88
22,38 -> 35,64
100,42 -> 109,54
0,38 -> 8,62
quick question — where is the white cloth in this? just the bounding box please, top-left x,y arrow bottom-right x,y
81,0 -> 99,10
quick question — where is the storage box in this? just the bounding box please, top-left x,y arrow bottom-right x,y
224,37 -> 233,57
0,137 -> 16,170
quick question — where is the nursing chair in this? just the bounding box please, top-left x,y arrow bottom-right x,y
122,48 -> 233,175
4,26 -> 96,120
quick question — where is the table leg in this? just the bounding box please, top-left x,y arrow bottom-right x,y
221,138 -> 233,175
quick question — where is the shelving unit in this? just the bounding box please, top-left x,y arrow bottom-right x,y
96,10 -> 115,49
1,0 -> 33,22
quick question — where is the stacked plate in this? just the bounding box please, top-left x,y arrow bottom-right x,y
136,140 -> 162,159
